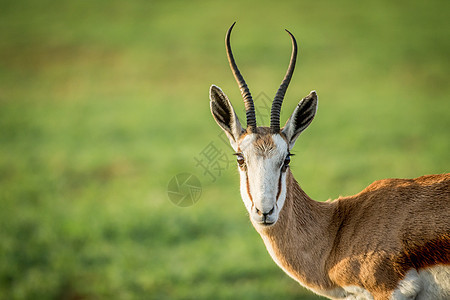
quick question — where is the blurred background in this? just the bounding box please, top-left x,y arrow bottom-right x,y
0,0 -> 449,299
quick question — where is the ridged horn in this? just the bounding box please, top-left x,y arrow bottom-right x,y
226,22 -> 257,133
270,29 -> 298,133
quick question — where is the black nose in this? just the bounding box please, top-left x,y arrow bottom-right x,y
262,209 -> 273,218
255,207 -> 275,218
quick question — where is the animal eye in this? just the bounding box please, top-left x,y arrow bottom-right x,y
284,154 -> 291,166
282,153 -> 294,171
236,154 -> 245,166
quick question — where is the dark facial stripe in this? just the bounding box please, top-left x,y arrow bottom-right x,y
245,171 -> 254,208
276,171 -> 283,202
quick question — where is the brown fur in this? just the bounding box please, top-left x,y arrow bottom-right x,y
250,127 -> 278,157
258,171 -> 450,299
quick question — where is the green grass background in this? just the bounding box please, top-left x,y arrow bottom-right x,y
0,0 -> 449,299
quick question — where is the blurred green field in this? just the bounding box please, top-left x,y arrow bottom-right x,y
0,0 -> 449,299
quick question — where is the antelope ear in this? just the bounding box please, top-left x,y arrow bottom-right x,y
210,85 -> 244,150
282,91 -> 318,149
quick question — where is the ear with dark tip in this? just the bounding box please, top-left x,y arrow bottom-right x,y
210,85 -> 244,150
282,91 -> 318,149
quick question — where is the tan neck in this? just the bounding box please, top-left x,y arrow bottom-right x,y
256,169 -> 339,292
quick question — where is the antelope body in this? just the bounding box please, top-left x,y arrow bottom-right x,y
209,23 -> 450,300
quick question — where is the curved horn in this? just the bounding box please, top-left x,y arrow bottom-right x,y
270,29 -> 298,133
226,22 -> 257,133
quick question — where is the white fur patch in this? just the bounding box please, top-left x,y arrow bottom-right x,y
391,265 -> 450,300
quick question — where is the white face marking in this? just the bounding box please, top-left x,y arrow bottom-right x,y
237,133 -> 289,228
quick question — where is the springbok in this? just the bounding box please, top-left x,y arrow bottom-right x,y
209,23 -> 450,300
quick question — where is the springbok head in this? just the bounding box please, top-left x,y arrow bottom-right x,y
210,23 -> 318,228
